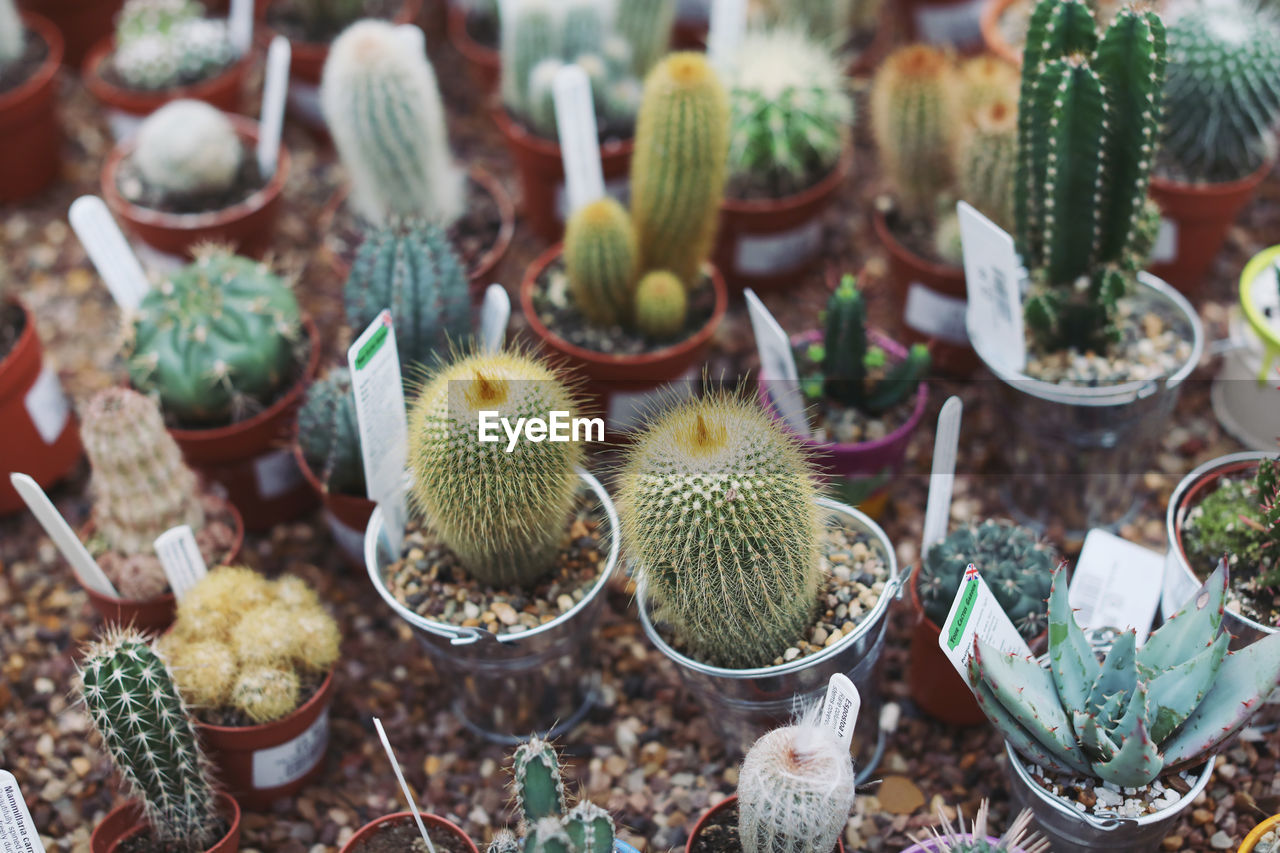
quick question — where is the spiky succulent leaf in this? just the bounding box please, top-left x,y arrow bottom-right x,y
1091,685 -> 1163,786
1084,629 -> 1136,720
1047,564 -> 1101,713
1136,560 -> 1227,673
1143,631 -> 1229,744
969,652 -> 1090,775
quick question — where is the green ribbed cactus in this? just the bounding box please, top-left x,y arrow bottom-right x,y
918,520 -> 1055,638
870,45 -> 956,220
633,271 -> 687,339
564,197 -> 638,328
126,246 -> 303,426
344,220 -> 471,371
820,274 -> 930,416
614,0 -> 675,76
1163,1 -> 1280,183
914,802 -> 1049,853
1016,1 -> 1165,353
563,803 -> 614,853
79,629 -> 222,849
0,0 -> 23,68
297,368 -> 364,496
970,561 -> 1280,786
509,738 -> 616,853
112,0 -> 236,90
133,100 -> 243,201
630,52 -> 730,287
955,97 -> 1018,234
407,349 -> 582,588
513,737 -> 566,824
321,20 -> 464,225
619,393 -> 823,669
501,0 -> 561,120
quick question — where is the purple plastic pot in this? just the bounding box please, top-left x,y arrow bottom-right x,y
901,838 -> 1014,853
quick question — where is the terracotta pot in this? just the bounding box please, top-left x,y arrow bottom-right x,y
873,208 -> 978,377
903,0 -> 988,52
714,146 -> 851,290
519,244 -> 728,431
0,299 -> 80,516
493,106 -> 635,243
293,442 -> 373,570
1148,161 -> 1272,301
198,667 -> 335,810
906,561 -> 987,726
0,14 -> 63,204
1240,815 -> 1280,853
91,792 -> 241,853
687,797 -> 845,853
163,317 -> 321,532
340,812 -> 478,853
980,0 -> 1023,66
19,0 -> 122,68
101,114 -> 289,261
446,2 -> 498,95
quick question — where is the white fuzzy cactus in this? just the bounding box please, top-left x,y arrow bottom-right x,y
0,0 -> 23,68
134,99 -> 243,198
320,20 -> 464,226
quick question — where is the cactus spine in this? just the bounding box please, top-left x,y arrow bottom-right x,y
633,270 -> 687,339
871,45 -> 956,219
915,801 -> 1049,853
79,629 -> 222,849
133,100 -> 243,200
407,349 -> 583,588
298,368 -> 364,496
955,96 -> 1018,234
0,0 -> 23,68
630,52 -> 730,287
321,20 -> 464,225
564,197 -> 639,328
619,393 -> 823,668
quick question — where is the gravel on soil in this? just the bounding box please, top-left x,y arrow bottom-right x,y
1025,762 -> 1202,820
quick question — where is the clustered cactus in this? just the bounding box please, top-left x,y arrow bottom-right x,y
1183,456 -> 1280,594
321,20 -> 465,226
1162,0 -> 1280,183
912,801 -> 1048,853
618,392 -> 823,669
111,0 -> 237,91
969,562 -> 1280,786
917,520 -> 1056,639
0,0 -> 23,69
297,368 -> 364,497
79,629 -> 223,850
486,738 -> 616,853
159,566 -> 340,723
125,246 -> 304,427
132,100 -> 244,203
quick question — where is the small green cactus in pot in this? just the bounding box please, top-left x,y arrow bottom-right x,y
111,0 -> 237,91
297,367 -> 364,497
490,737 -> 617,853
910,801 -> 1049,853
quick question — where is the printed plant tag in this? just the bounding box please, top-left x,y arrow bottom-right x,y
921,396 -> 962,556
154,525 -> 208,603
347,311 -> 409,554
939,565 -> 1034,682
257,36 -> 291,178
23,366 -> 70,446
1069,529 -> 1164,645
480,284 -> 510,354
553,65 -> 605,216
0,771 -> 45,853
819,673 -> 860,750
958,201 -> 1025,373
252,709 -> 329,789
744,288 -> 808,436
69,196 -> 150,312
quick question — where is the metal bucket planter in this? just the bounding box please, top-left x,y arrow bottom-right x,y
364,470 -> 620,743
970,272 -> 1204,538
636,497 -> 900,776
1005,744 -> 1214,853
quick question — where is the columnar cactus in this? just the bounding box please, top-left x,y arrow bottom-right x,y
618,393 -> 823,669
954,97 -> 1018,234
132,100 -> 243,200
0,0 -> 23,68
297,368 -> 364,496
957,55 -> 1020,116
630,52 -> 730,287
1015,0 -> 1165,353
509,738 -> 616,853
613,0 -> 675,76
321,20 -> 465,225
914,801 -> 1049,853
513,737 -> 567,824
79,629 -> 222,849
112,0 -> 236,91
563,197 -> 638,328
344,220 -> 471,371
407,349 -> 583,588
125,246 -> 303,426
633,271 -> 687,339
969,561 -> 1280,786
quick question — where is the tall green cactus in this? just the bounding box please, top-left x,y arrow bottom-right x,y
321,19 -> 464,225
629,52 -> 730,287
79,629 -> 222,849
297,368 -> 364,496
955,97 -> 1018,234
613,0 -> 675,76
344,220 -> 471,372
509,738 -> 616,853
870,45 -> 956,220
563,197 -> 638,328
513,737 -> 567,824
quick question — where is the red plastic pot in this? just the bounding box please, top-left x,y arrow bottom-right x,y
714,146 -> 851,290
906,562 -> 987,726
341,812 -> 478,853
293,442 -> 373,570
91,792 -> 241,853
873,208 -> 977,377
446,2 -> 499,95
1148,162 -> 1272,301
0,14 -> 63,204
902,0 -> 987,52
198,666 -> 335,810
493,106 -> 635,243
0,299 -> 80,516
19,0 -> 121,69
687,797 -> 845,853
101,113 -> 289,261
163,317 -> 321,532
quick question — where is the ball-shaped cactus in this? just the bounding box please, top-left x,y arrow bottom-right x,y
957,55 -> 1020,117
870,45 -> 956,219
564,197 -> 638,329
231,665 -> 300,723
633,270 -> 687,340
158,637 -> 238,708
133,100 -> 243,200
297,368 -> 364,497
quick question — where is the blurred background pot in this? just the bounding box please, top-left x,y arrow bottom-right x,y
340,812 -> 478,853
293,442 -> 373,570
19,0 -> 121,69
686,796 -> 845,853
1240,816 -> 1280,853
1212,246 -> 1280,451
91,792 -> 241,853
0,13 -> 64,204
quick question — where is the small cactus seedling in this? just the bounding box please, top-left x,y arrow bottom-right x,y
111,0 -> 237,91
132,100 -> 243,201
633,271 -> 687,340
912,801 -> 1049,853
0,0 -> 23,68
297,368 -> 364,496
564,197 -> 638,329
507,737 -> 617,853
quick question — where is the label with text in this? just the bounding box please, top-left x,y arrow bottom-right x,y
348,311 -> 409,552
253,448 -> 304,501
734,221 -> 822,276
959,201 -> 1025,373
1069,529 -> 1163,645
24,367 -> 69,446
904,282 -> 969,345
154,525 -> 208,603
819,673 -> 860,750
252,709 -> 329,790
939,566 -> 1034,682
0,771 -> 45,853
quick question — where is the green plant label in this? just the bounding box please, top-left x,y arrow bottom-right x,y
0,770 -> 45,853
938,565 -> 1033,683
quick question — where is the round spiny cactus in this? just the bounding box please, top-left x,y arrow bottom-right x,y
564,197 -> 638,329
298,368 -> 364,497
231,665 -> 300,723
619,393 -> 822,668
913,801 -> 1049,853
633,270 -> 687,340
112,0 -> 236,91
175,565 -> 275,641
159,638 -> 238,708
231,603 -> 302,668
133,100 -> 243,200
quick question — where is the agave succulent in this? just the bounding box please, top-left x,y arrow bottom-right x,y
969,561 -> 1280,787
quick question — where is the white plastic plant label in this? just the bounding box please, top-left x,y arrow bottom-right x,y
69,196 -> 150,312
744,288 -> 809,436
921,396 -> 962,556
734,221 -> 822,276
904,282 -> 968,345
480,284 -> 510,354
257,36 -> 291,179
553,65 -> 605,217
1152,218 -> 1178,265
913,0 -> 985,48
1068,529 -> 1164,645
958,201 -> 1025,373
253,447 -> 304,500
9,474 -> 119,599
228,0 -> 254,55
0,771 -> 44,853
347,311 -> 409,554
372,717 -> 438,853
706,0 -> 745,71
252,709 -> 329,789
939,565 -> 1034,682
23,366 -> 69,446
154,525 -> 208,603
819,673 -> 860,750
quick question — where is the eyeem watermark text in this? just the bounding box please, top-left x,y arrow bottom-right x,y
478,411 -> 604,452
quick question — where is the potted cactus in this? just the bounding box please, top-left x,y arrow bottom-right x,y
156,565 -> 341,809
364,346 -> 621,740
446,0 -> 500,93
754,0 -> 889,76
318,20 -> 514,296
712,25 -> 853,289
1241,816 -> 1280,853
0,0 -> 63,203
83,0 -> 248,140
122,246 -> 320,529
902,801 -> 1047,852
521,51 -> 730,432
907,519 -> 1054,726
342,812 -> 479,853
101,99 -> 289,260
1213,249 -> 1280,451
75,388 -> 244,633
82,629 -> 242,853
1148,0 -> 1280,298
968,562 -> 1280,852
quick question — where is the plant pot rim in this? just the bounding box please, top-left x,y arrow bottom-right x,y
0,298 -> 38,400
722,142 -> 853,215
83,35 -> 252,114
687,796 -> 846,853
0,14 -> 64,115
196,662 -> 335,736
519,244 -> 730,370
258,0 -> 423,54
637,495 -> 900,679
872,206 -> 964,281
292,440 -> 375,519
92,790 -> 241,853
1240,246 -> 1280,352
340,812 -> 478,853
491,105 -> 635,159
1240,814 -> 1280,853
1151,158 -> 1273,196
100,113 -> 290,232
980,0 -> 1023,66
446,1 -> 497,63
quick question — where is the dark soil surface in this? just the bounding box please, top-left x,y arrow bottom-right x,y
116,143 -> 268,215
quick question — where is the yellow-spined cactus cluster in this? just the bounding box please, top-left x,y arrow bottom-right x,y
159,566 -> 340,724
